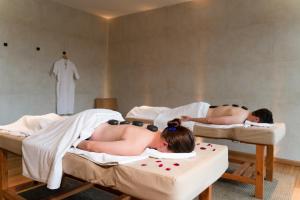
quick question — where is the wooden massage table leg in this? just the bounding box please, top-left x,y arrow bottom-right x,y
0,149 -> 8,200
198,185 -> 212,200
255,144 -> 265,199
265,145 -> 274,181
221,144 -> 267,199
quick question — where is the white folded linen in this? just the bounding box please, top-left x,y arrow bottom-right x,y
68,148 -> 148,165
195,120 -> 274,129
22,109 -> 124,189
195,123 -> 245,129
154,102 -> 210,131
68,147 -> 196,166
126,106 -> 170,120
244,120 -> 274,128
0,113 -> 64,136
144,148 -> 196,159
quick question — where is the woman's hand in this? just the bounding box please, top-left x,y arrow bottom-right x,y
181,115 -> 192,122
77,140 -> 89,150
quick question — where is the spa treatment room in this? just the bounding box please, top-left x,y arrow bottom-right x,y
0,0 -> 299,199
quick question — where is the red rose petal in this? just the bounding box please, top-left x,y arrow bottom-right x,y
158,164 -> 163,167
212,149 -> 216,151
173,163 -> 180,166
165,168 -> 171,171
200,147 -> 206,150
156,160 -> 162,163
141,164 -> 147,166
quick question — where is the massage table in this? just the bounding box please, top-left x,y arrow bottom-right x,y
125,117 -> 285,199
0,130 -> 228,200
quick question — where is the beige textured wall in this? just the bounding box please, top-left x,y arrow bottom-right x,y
108,0 -> 300,160
0,0 -> 109,123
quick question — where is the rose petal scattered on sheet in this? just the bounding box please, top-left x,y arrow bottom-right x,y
173,163 -> 180,166
141,164 -> 147,166
200,147 -> 206,150
158,164 -> 163,167
156,160 -> 162,163
212,149 -> 216,151
165,168 -> 171,171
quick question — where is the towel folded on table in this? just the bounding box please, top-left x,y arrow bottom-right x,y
244,120 -> 274,128
69,147 -> 196,166
194,120 -> 274,129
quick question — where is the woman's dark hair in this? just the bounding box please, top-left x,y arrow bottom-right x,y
161,118 -> 195,153
252,108 -> 273,123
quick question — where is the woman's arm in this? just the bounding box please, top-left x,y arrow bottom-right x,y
181,115 -> 244,125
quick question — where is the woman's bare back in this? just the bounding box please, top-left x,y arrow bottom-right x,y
208,106 -> 249,118
90,123 -> 155,144
78,123 -> 157,156
90,123 -> 127,141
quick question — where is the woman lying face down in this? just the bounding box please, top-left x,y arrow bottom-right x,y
77,119 -> 195,156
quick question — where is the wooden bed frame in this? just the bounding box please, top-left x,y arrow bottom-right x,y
0,148 -> 212,200
223,144 -> 274,199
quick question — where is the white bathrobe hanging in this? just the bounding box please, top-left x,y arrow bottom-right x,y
52,58 -> 80,115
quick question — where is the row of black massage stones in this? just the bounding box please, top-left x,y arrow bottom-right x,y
107,119 -> 158,132
209,104 -> 248,110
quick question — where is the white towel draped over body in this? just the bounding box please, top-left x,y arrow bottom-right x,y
154,102 -> 210,131
22,109 -> 124,189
